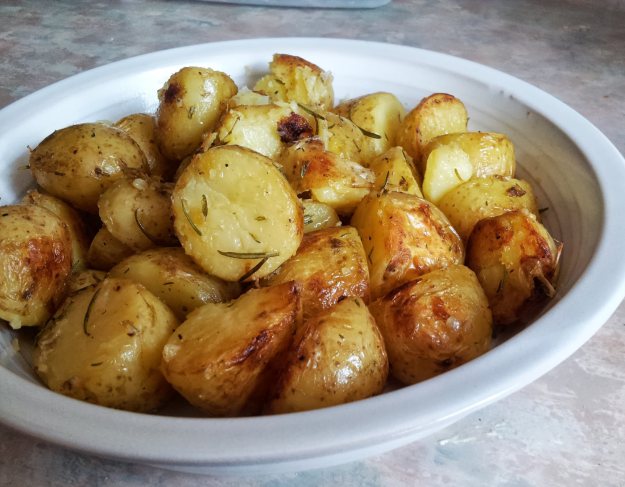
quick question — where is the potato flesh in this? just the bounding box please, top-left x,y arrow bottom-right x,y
33,277 -> 179,412
161,281 -> 300,416
421,143 -> 473,204
301,199 -> 340,233
370,265 -> 492,384
317,112 -> 370,165
368,146 -> 423,197
265,297 -> 388,414
172,145 -> 303,282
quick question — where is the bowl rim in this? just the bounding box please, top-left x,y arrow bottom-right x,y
1,37 -> 625,469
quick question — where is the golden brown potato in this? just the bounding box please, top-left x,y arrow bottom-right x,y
351,192 -> 464,300
87,227 -> 134,271
161,281 -> 300,417
368,146 -> 423,197
263,226 -> 370,318
265,297 -> 388,414
254,53 -> 334,111
466,210 -> 561,326
420,132 -> 516,179
98,176 -> 176,252
109,248 -> 240,321
156,66 -> 238,161
279,138 -> 374,215
396,93 -> 468,162
316,112 -> 372,165
115,113 -> 175,180
0,205 -> 72,329
21,190 -> 90,272
172,145 -> 303,282
29,123 -> 149,213
334,92 -> 406,158
301,199 -> 340,233
33,277 -> 178,412
370,265 -> 492,384
437,176 -> 539,242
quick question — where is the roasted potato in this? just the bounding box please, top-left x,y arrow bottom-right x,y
396,93 -> 468,162
98,176 -> 176,252
316,111 -> 371,165
33,277 -> 179,412
65,269 -> 106,294
466,210 -> 561,326
0,205 -> 72,329
115,113 -> 174,180
156,66 -> 238,161
263,226 -> 369,318
420,141 -> 473,204
109,248 -> 240,321
29,123 -> 149,213
437,176 -> 539,242
254,53 -> 334,111
228,88 -> 271,107
87,227 -> 134,271
301,199 -> 340,233
161,281 -> 301,416
368,146 -> 423,197
334,91 -> 406,157
22,189 -> 90,272
265,297 -> 388,414
370,265 -> 492,384
351,192 -> 464,300
172,145 -> 303,282
279,138 -> 374,215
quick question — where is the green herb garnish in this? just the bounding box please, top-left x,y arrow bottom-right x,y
201,194 -> 208,217
134,209 -> 161,244
238,257 -> 269,282
218,250 -> 279,259
83,286 -> 102,337
297,103 -> 326,121
181,198 -> 203,236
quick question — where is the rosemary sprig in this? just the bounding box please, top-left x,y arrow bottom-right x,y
297,103 -> 326,121
181,198 -> 203,236
83,286 -> 102,337
356,124 -> 381,139
238,257 -> 269,282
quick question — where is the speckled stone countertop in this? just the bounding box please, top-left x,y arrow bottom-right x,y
1,1 -> 624,485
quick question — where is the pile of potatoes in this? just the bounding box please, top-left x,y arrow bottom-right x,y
0,53 -> 561,416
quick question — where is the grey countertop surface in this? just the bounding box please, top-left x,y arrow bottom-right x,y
1,1 -> 625,485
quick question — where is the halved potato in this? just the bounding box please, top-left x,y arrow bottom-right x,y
301,199 -> 340,233
368,146 -> 423,197
172,145 -> 303,282
87,227 -> 134,271
161,281 -> 301,417
263,226 -> 370,318
466,209 -> 561,325
370,265 -> 492,384
109,248 -> 240,321
33,277 -> 178,412
265,297 -> 388,414
396,93 -> 468,162
351,192 -> 464,300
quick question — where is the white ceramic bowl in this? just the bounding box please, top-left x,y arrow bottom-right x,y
1,38 -> 624,475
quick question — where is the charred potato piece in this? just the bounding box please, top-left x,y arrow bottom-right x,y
280,138 -> 374,215
351,192 -> 464,300
396,93 -> 468,162
263,226 -> 369,318
0,205 -> 72,329
466,210 -> 561,326
437,176 -> 539,242
22,190 -> 90,272
254,53 -> 334,111
161,281 -> 301,417
29,123 -> 149,213
370,265 -> 492,384
301,199 -> 340,233
172,145 -> 303,282
87,227 -> 134,271
109,248 -> 240,321
98,176 -> 176,252
265,297 -> 388,414
156,66 -> 238,161
33,277 -> 179,412
368,146 -> 423,197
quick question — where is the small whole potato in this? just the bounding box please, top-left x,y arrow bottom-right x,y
370,265 -> 492,385
29,122 -> 149,213
0,205 -> 72,329
86,227 -> 134,271
33,277 -> 179,412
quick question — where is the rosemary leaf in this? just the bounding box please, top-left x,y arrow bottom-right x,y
201,194 -> 208,217
134,209 -> 161,244
83,286 -> 102,337
297,103 -> 326,121
181,198 -> 203,236
356,125 -> 382,139
218,250 -> 279,259
238,257 -> 269,282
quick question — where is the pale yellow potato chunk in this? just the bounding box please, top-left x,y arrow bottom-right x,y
301,199 -> 340,233
421,143 -> 473,204
368,146 -> 423,197
316,112 -> 371,165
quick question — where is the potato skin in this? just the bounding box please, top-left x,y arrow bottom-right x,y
265,297 -> 388,414
370,265 -> 492,384
33,277 -> 179,412
351,192 -> 464,300
263,226 -> 370,318
0,205 -> 72,329
466,210 -> 560,326
301,199 -> 340,233
172,145 -> 303,282
109,247 -> 240,321
156,67 -> 238,161
29,123 -> 149,213
161,281 -> 300,417
437,176 -> 539,242
87,227 -> 134,271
